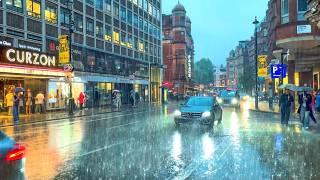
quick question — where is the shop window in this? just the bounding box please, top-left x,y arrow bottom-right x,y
60,8 -> 70,27
6,0 -> 23,13
105,25 -> 112,42
297,0 -> 307,21
45,2 -> 57,24
281,0 -> 289,24
113,30 -> 120,44
27,0 -> 41,19
120,6 -> 126,22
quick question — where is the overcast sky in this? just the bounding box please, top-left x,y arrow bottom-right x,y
162,0 -> 269,66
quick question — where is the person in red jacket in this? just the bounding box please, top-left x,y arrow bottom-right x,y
78,92 -> 86,110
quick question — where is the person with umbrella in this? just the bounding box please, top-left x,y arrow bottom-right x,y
298,86 -> 317,129
279,88 -> 294,126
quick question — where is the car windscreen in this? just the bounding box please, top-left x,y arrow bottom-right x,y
221,90 -> 236,97
186,97 -> 213,106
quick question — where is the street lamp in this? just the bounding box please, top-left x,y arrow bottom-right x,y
253,16 -> 259,110
67,0 -> 74,115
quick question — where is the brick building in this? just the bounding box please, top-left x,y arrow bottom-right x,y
162,2 -> 194,95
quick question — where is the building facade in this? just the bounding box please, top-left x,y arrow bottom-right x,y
213,65 -> 227,87
0,0 -> 162,114
162,2 -> 194,96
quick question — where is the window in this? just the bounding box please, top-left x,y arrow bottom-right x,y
134,37 -> 138,50
144,20 -> 148,33
104,0 -> 111,14
74,13 -> 83,32
86,18 -> 94,35
105,26 -> 112,42
6,0 -> 23,13
148,2 -> 152,15
86,0 -> 93,6
27,0 -> 41,18
96,22 -> 103,38
143,0 -> 148,12
113,30 -> 120,44
281,0 -> 289,24
127,10 -> 133,25
138,0 -> 142,8
121,32 -> 127,46
297,0 -> 307,21
95,0 -> 103,9
127,35 -> 133,48
138,40 -> 144,52
113,3 -> 119,19
45,3 -> 57,24
133,0 -> 138,6
60,8 -> 70,27
139,17 -> 143,30
134,14 -> 138,28
120,6 -> 126,22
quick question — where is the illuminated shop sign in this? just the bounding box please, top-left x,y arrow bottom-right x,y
0,46 -> 57,68
187,55 -> 192,78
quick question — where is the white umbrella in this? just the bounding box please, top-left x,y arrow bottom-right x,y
278,84 -> 297,91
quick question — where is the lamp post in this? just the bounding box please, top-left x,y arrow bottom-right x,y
67,0 -> 74,115
253,16 -> 259,110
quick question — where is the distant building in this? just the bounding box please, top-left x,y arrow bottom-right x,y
214,65 -> 227,87
162,2 -> 195,95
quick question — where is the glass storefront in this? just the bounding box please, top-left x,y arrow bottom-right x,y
47,81 -> 68,110
85,82 -> 114,107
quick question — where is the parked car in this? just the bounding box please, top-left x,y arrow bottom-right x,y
217,90 -> 240,108
0,131 -> 26,180
173,96 -> 223,128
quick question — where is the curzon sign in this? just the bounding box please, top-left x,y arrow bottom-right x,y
0,46 -> 57,68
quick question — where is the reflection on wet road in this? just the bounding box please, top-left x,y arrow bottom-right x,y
1,104 -> 320,179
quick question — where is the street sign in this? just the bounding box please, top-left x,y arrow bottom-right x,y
271,64 -> 287,79
63,64 -> 74,72
59,35 -> 70,64
258,55 -> 268,77
129,74 -> 135,80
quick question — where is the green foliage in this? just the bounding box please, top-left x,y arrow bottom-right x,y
238,67 -> 255,93
195,58 -> 214,85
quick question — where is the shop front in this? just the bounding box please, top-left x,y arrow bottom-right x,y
0,46 -> 64,115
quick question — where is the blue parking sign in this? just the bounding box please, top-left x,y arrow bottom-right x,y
271,64 -> 287,79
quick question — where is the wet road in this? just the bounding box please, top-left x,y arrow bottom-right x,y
1,103 -> 320,179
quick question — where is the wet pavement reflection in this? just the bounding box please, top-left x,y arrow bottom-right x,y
1,103 -> 320,179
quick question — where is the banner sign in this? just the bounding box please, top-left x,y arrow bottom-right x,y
59,35 -> 70,64
258,55 -> 267,77
0,46 -> 57,68
271,64 -> 287,79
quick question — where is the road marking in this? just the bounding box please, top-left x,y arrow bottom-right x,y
76,138 -> 134,157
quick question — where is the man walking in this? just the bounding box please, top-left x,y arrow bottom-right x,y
35,91 -> 45,114
279,88 -> 294,126
298,91 -> 313,130
13,91 -> 20,122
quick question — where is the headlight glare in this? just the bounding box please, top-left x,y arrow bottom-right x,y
174,110 -> 181,117
232,98 -> 238,104
202,111 -> 211,118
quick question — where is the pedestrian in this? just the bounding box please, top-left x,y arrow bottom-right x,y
78,92 -> 86,110
5,90 -> 14,116
135,92 -> 140,106
298,91 -> 313,130
19,92 -> 24,114
13,91 -> 20,122
316,90 -> 320,113
35,91 -> 45,114
130,89 -> 135,107
0,90 -> 4,112
116,92 -> 121,111
279,88 -> 294,126
25,89 -> 33,115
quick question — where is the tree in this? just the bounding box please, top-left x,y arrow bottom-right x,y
195,58 -> 214,85
238,66 -> 255,94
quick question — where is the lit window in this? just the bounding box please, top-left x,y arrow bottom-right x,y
120,32 -> 127,46
113,31 -> 120,44
281,0 -> 289,24
96,23 -> 103,38
45,3 -> 57,24
127,35 -> 133,48
138,41 -> 144,52
27,0 -> 41,18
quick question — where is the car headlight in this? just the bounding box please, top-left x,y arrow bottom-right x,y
232,98 -> 238,104
174,110 -> 181,117
217,98 -> 223,104
202,111 -> 211,118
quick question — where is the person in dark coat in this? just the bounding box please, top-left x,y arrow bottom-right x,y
279,89 -> 294,126
298,91 -> 316,129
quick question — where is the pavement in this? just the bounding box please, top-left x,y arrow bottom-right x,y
1,102 -> 320,179
0,103 -> 151,127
